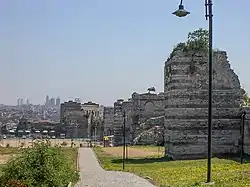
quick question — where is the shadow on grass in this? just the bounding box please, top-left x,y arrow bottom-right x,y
226,155 -> 250,163
111,156 -> 172,164
214,153 -> 250,163
111,153 -> 250,164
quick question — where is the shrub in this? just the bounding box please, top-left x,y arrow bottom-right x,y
61,141 -> 68,146
20,142 -> 25,148
3,179 -> 28,187
0,140 -> 79,187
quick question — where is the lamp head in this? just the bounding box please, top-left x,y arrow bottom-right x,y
172,4 -> 190,17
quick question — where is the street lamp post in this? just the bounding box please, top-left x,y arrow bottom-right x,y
173,0 -> 213,183
240,111 -> 246,164
122,110 -> 126,170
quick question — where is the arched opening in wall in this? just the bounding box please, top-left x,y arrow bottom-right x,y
144,101 -> 155,115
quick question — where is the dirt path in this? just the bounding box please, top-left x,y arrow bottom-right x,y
102,147 -> 164,157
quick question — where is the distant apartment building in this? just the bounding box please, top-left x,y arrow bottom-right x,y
99,105 -> 104,119
56,97 -> 60,107
50,97 -> 55,106
20,98 -> 24,106
60,101 -> 82,123
81,101 -> 99,117
60,100 -> 88,138
17,98 -> 20,106
45,95 -> 49,106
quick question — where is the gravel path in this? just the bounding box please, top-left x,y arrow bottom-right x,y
75,148 -> 156,187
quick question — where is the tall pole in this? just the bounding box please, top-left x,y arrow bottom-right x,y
241,111 -> 246,164
206,0 -> 213,183
122,110 -> 126,170
126,141 -> 128,159
95,126 -> 97,146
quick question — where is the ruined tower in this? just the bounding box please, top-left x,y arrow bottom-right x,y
164,50 -> 244,159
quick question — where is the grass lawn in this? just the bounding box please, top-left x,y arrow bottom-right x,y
0,147 -> 19,155
62,147 -> 78,171
94,146 -> 250,187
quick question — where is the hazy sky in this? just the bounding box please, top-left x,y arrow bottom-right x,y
0,0 -> 250,106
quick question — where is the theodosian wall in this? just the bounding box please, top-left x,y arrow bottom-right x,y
103,106 -> 114,136
164,50 -> 245,159
131,92 -> 164,141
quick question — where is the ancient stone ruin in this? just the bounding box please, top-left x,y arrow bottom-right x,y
113,99 -> 125,145
106,29 -> 250,159
109,91 -> 165,146
103,106 -> 114,136
164,49 -> 245,159
130,92 -> 165,145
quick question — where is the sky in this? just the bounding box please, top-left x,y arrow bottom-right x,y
0,0 -> 250,106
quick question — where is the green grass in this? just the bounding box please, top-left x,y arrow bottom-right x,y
62,147 -> 78,171
0,147 -> 78,174
0,147 -> 19,155
94,147 -> 250,187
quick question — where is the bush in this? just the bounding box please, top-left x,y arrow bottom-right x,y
0,140 -> 79,187
3,179 -> 27,187
61,141 -> 68,146
20,142 -> 25,148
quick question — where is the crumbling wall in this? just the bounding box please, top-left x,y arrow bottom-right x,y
131,92 -> 164,142
164,50 -> 244,159
242,108 -> 250,154
103,107 -> 114,136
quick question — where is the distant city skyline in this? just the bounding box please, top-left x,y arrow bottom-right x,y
1,0 -> 250,106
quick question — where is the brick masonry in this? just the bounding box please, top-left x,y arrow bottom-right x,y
164,50 -> 245,159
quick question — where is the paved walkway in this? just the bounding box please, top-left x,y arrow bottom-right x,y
75,148 -> 156,187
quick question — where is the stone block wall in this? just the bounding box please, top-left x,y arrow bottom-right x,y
122,100 -> 133,143
164,50 -> 244,159
113,111 -> 124,145
242,107 -> 250,154
103,106 -> 114,136
131,92 -> 164,140
113,99 -> 124,145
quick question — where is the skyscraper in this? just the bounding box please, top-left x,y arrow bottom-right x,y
20,98 -> 23,106
45,95 -> 49,106
50,97 -> 55,106
56,97 -> 60,107
17,98 -> 20,106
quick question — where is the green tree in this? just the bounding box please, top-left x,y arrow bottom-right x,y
186,28 -> 209,52
0,140 -> 79,187
170,28 -> 209,58
242,92 -> 250,107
